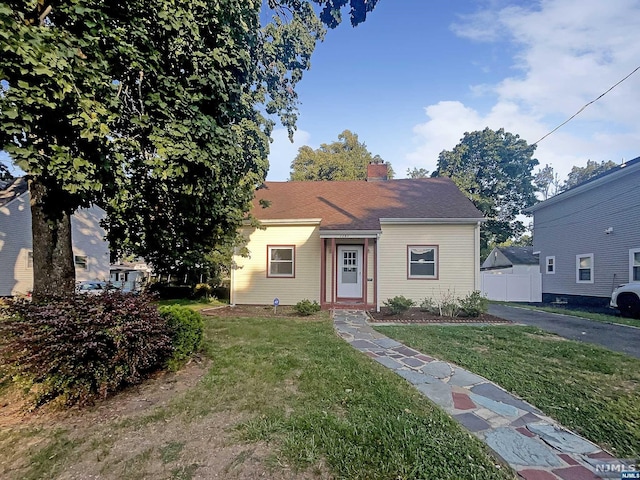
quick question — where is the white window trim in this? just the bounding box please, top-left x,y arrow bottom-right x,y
630,248 -> 640,283
546,256 -> 555,274
267,246 -> 295,278
407,245 -> 438,279
576,254 -> 594,284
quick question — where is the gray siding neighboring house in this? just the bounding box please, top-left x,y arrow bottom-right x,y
0,178 -> 110,296
525,156 -> 640,306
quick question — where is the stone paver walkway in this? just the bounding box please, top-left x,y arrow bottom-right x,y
333,310 -> 620,480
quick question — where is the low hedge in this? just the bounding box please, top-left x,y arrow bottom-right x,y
158,305 -> 204,370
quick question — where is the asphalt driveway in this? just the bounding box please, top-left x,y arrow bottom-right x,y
488,304 -> 640,359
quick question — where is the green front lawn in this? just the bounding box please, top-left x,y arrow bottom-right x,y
156,298 -> 226,311
376,324 -> 640,457
0,314 -> 515,480
194,315 -> 514,479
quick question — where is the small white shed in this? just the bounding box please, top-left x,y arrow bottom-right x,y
481,246 -> 541,302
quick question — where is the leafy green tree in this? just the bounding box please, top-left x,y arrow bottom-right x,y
562,160 -> 618,191
309,0 -> 381,27
406,167 -> 430,178
0,0 -> 378,300
434,128 -> 538,254
290,130 -> 393,180
534,164 -> 561,200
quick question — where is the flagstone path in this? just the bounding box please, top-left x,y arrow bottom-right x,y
333,310 -> 622,480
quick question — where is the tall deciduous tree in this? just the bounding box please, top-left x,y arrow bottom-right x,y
290,129 -> 393,180
534,164 -> 561,200
434,128 -> 538,253
0,0 -> 378,300
406,167 -> 430,178
562,159 -> 618,191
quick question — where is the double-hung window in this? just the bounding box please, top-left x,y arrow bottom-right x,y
408,246 -> 438,279
546,256 -> 555,274
576,254 -> 593,283
267,246 -> 295,277
631,248 -> 640,282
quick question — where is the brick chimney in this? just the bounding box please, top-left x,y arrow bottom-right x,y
367,161 -> 388,181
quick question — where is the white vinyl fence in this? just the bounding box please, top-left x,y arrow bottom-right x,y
481,272 -> 542,302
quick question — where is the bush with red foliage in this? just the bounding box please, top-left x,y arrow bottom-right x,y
0,292 -> 172,408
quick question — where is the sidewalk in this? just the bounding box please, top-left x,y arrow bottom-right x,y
333,310 -> 617,480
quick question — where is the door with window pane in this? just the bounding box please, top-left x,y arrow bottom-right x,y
337,245 -> 363,298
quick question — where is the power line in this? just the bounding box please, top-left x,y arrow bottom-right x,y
530,184 -> 639,229
533,65 -> 640,145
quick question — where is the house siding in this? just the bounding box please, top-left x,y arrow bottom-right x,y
0,194 -> 109,296
71,206 -> 111,284
532,167 -> 640,301
0,191 -> 33,296
377,223 -> 477,304
482,249 -> 512,269
233,224 -> 321,305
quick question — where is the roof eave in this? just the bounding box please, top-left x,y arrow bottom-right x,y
0,189 -> 29,210
242,218 -> 322,226
319,230 -> 381,238
379,217 -> 485,225
525,159 -> 640,213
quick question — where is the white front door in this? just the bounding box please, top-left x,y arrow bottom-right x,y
337,245 -> 363,299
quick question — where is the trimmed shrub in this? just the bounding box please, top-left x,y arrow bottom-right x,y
193,283 -> 213,299
158,305 -> 204,370
0,293 -> 172,408
459,290 -> 489,317
383,296 -> 415,315
432,289 -> 460,317
419,297 -> 437,313
293,299 -> 321,316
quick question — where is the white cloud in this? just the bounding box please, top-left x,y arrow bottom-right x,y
266,128 -> 311,181
407,0 -> 640,181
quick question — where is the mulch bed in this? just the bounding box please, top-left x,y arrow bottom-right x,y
367,307 -> 512,324
203,305 -> 511,324
201,304 -> 326,320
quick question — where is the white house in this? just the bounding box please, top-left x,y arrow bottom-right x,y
0,178 -> 110,296
480,246 -> 542,302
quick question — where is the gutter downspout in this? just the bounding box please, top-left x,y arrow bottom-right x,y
475,221 -> 481,291
230,261 -> 235,306
376,232 -> 381,312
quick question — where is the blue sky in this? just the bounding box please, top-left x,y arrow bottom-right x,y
267,0 -> 640,182
3,0 -> 639,184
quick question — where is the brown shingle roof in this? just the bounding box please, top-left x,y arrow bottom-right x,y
498,246 -> 538,265
251,178 -> 484,231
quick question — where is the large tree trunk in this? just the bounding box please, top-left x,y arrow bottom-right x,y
29,179 -> 76,302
